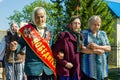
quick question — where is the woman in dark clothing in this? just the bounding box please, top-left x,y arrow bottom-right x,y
9,7 -> 55,80
52,16 -> 104,80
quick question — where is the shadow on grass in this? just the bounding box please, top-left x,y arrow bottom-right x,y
108,68 -> 120,80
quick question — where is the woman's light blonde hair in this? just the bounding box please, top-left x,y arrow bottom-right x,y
88,15 -> 101,27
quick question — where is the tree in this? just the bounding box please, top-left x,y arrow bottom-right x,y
8,0 -> 65,44
8,0 -> 115,43
50,0 -> 67,44
49,0 -> 115,43
8,0 -> 57,27
65,0 -> 115,43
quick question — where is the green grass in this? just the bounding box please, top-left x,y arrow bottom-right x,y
108,65 -> 120,80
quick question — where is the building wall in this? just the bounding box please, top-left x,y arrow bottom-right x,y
109,19 -> 117,66
109,18 -> 120,67
0,30 -> 7,42
117,19 -> 120,67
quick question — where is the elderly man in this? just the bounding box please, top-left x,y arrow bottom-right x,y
10,7 -> 55,80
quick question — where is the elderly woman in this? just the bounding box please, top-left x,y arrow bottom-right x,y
81,15 -> 111,80
10,7 -> 55,80
52,16 -> 104,80
1,22 -> 25,80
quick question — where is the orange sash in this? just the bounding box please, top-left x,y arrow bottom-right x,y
19,24 -> 56,76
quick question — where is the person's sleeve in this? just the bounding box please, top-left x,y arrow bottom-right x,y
16,36 -> 26,54
102,31 -> 110,45
80,33 -> 85,46
0,36 -> 6,55
81,30 -> 88,46
52,32 -> 68,66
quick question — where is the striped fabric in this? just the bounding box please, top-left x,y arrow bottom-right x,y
81,29 -> 110,80
5,62 -> 25,80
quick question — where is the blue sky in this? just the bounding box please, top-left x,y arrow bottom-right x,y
0,0 -> 50,30
0,0 -> 120,30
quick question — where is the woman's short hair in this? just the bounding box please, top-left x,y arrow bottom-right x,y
88,15 -> 101,27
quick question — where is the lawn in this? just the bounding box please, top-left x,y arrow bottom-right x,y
108,65 -> 120,80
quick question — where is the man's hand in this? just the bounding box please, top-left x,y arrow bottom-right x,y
65,62 -> 73,69
10,41 -> 18,51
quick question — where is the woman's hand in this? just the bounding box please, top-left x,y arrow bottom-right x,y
65,62 -> 73,69
93,49 -> 105,54
10,41 -> 18,51
57,51 -> 64,59
87,43 -> 99,50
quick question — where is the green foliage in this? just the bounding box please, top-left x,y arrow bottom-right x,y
8,0 -> 57,26
8,0 -> 115,43
65,0 -> 115,43
8,0 -> 64,43
8,10 -> 24,25
50,1 -> 67,44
